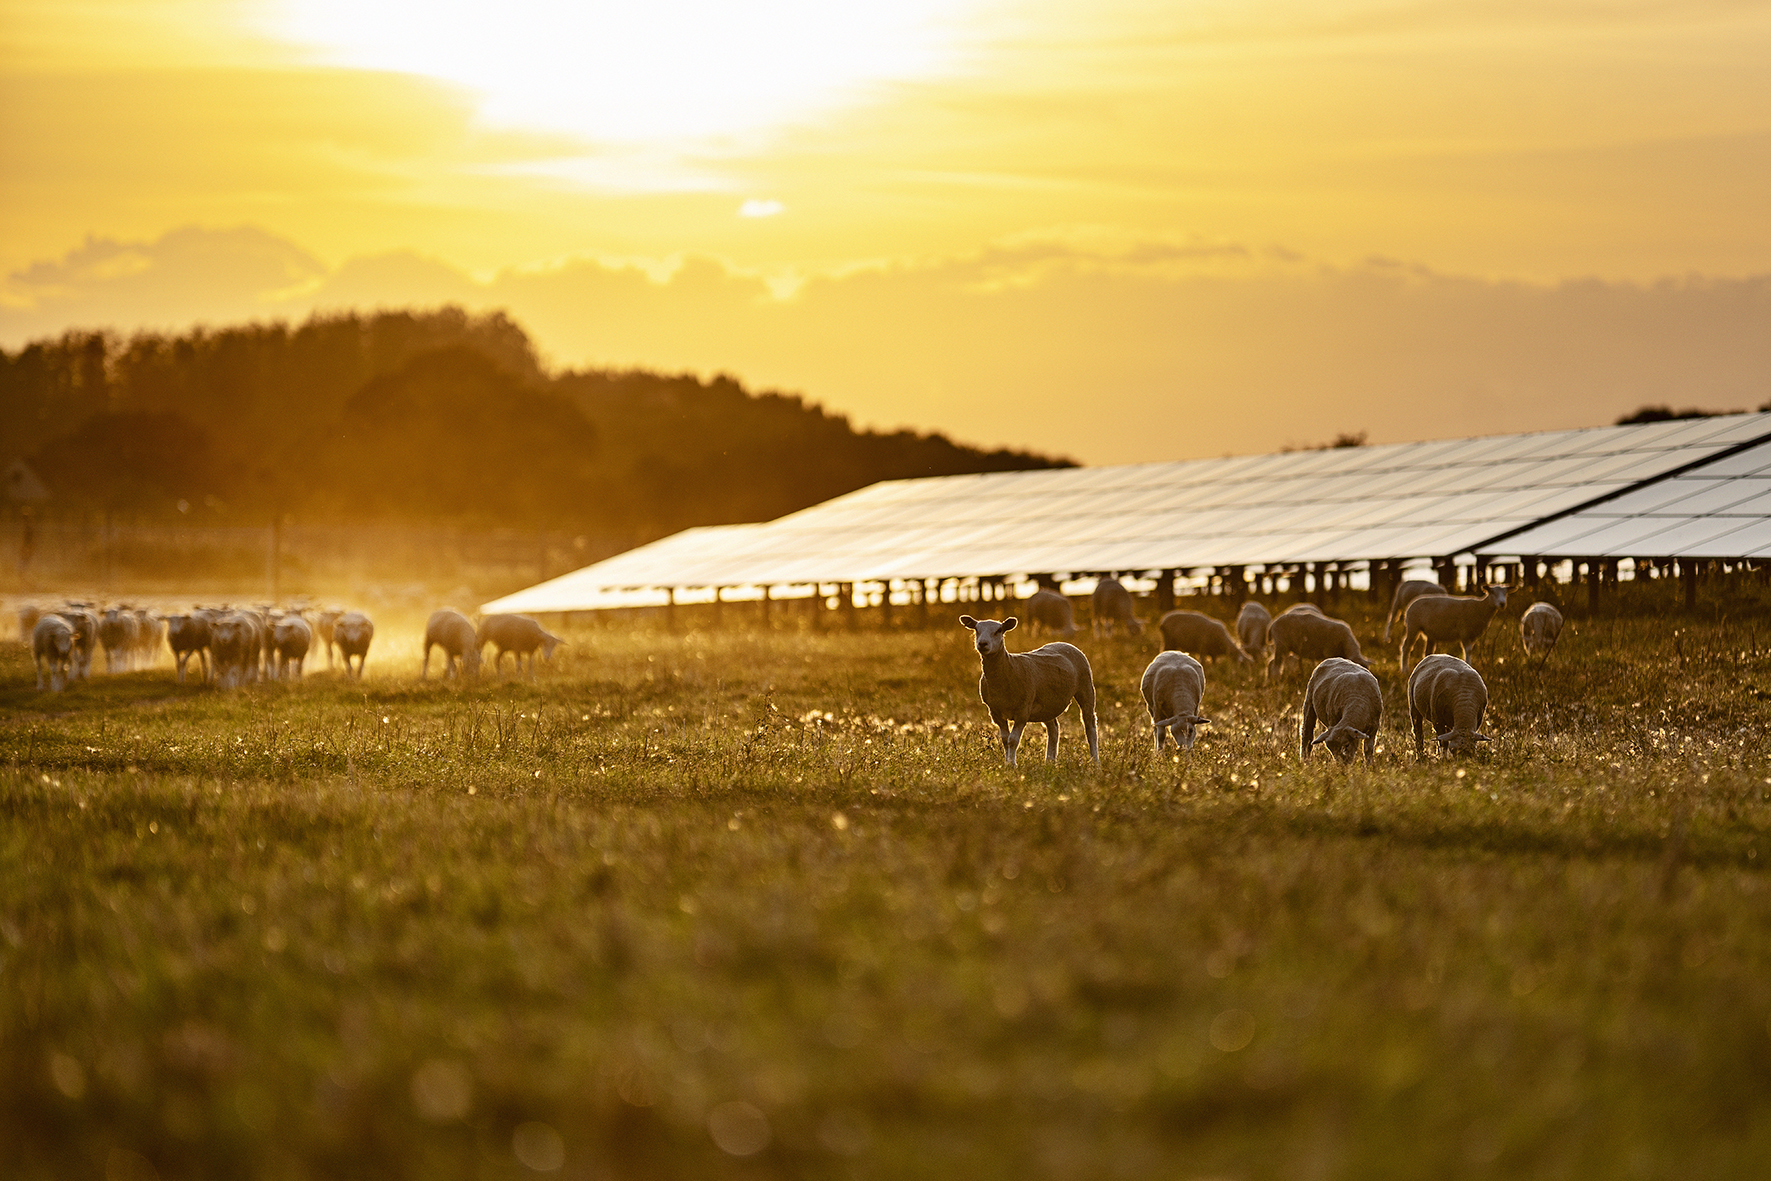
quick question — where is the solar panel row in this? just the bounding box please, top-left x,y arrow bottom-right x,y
485,413 -> 1771,613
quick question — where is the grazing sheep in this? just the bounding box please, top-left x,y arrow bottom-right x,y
1091,578 -> 1144,637
271,615 -> 313,680
314,608 -> 344,669
208,611 -> 261,689
1408,653 -> 1491,758
56,607 -> 98,681
1520,602 -> 1564,661
1025,587 -> 1079,638
1140,650 -> 1211,752
1158,610 -> 1252,663
334,612 -> 375,679
165,613 -> 212,684
17,604 -> 42,645
477,613 -> 562,679
1400,585 -> 1509,671
423,609 -> 483,679
1300,657 -> 1383,763
1384,578 -> 1450,643
33,614 -> 75,691
133,609 -> 163,667
960,615 -> 1099,767
98,606 -> 140,673
1236,601 -> 1272,657
1266,604 -> 1370,681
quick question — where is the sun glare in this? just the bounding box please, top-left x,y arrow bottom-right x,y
261,0 -> 975,147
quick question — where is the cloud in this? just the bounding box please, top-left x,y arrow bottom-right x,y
4,225 -> 1768,464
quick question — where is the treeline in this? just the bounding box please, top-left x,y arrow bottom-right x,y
0,308 -> 1071,545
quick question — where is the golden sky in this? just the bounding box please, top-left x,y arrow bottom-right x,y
3,1 -> 1769,462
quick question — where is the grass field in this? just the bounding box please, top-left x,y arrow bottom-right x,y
4,590 -> 1771,1180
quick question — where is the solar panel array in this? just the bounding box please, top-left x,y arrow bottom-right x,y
486,413 -> 1771,613
1480,437 -> 1771,560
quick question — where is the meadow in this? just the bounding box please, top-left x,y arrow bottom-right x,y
4,590 -> 1771,1180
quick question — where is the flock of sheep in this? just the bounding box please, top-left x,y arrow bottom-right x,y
18,601 -> 565,692
963,576 -> 1564,768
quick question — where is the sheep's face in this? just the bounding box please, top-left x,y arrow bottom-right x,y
1488,585 -> 1510,606
1171,714 -> 1210,750
960,615 -> 1016,656
1314,724 -> 1368,763
1435,728 -> 1491,757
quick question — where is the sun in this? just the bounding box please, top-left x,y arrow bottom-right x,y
261,0 -> 976,148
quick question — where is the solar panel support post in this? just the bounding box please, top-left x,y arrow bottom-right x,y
761,585 -> 772,630
881,582 -> 893,629
1158,569 -> 1177,614
712,588 -> 724,631
842,583 -> 857,631
1586,562 -> 1601,614
1524,558 -> 1540,589
1230,566 -> 1248,605
666,587 -> 678,632
1682,560 -> 1699,611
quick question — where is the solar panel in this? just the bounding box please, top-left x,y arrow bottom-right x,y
485,414 -> 1771,612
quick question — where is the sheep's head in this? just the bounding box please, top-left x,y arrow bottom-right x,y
1312,723 -> 1369,763
1486,584 -> 1510,606
462,643 -> 482,676
960,615 -> 1016,656
1435,728 -> 1491,756
1169,714 -> 1211,750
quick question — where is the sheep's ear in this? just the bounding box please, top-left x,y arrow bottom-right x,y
1002,617 -> 1018,631
1475,733 -> 1492,742
960,615 -> 978,630
1191,715 -> 1212,725
1310,730 -> 1331,746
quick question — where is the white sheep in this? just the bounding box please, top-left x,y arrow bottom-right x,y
334,612 -> 375,680
271,615 -> 314,680
208,611 -> 261,690
960,615 -> 1099,767
1235,601 -> 1271,657
477,613 -> 561,679
1265,604 -> 1370,681
1140,650 -> 1211,751
132,609 -> 163,668
1159,609 -> 1252,663
164,613 -> 212,684
424,609 -> 483,679
33,614 -> 75,691
1091,577 -> 1144,637
1520,602 -> 1564,662
314,608 -> 344,669
1400,585 -> 1509,672
98,606 -> 140,673
56,607 -> 98,681
1384,578 -> 1449,643
1024,587 -> 1079,637
1408,653 -> 1491,758
1300,657 -> 1383,763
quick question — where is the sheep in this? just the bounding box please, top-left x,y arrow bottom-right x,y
56,607 -> 98,681
98,606 -> 140,673
423,609 -> 483,679
960,615 -> 1099,767
1520,601 -> 1564,662
1140,650 -> 1211,751
334,612 -> 375,679
1300,657 -> 1383,763
314,608 -> 344,669
164,613 -> 212,684
1091,577 -> 1144,637
271,615 -> 313,680
1408,653 -> 1491,757
1158,610 -> 1252,663
1235,601 -> 1271,658
1025,587 -> 1079,638
1384,578 -> 1450,643
477,613 -> 562,679
208,611 -> 261,690
132,609 -> 163,667
17,604 -> 42,645
33,614 -> 75,691
1400,584 -> 1509,672
1265,604 -> 1370,681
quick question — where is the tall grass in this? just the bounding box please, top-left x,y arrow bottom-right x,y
2,600 -> 1769,1180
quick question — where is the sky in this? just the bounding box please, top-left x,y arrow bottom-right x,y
3,0 -> 1769,464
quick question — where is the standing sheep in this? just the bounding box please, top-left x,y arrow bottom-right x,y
1520,602 -> 1564,662
1408,654 -> 1491,757
33,614 -> 75,691
133,609 -> 163,668
1300,657 -> 1383,763
1025,587 -> 1078,638
165,613 -> 211,684
314,608 -> 344,669
477,614 -> 562,679
960,615 -> 1099,767
1158,610 -> 1252,663
1266,604 -> 1370,681
1235,601 -> 1271,658
334,612 -> 375,680
99,607 -> 140,673
1400,585 -> 1508,672
1091,578 -> 1144,637
424,609 -> 483,679
56,607 -> 98,681
271,615 -> 313,680
208,611 -> 261,690
1384,578 -> 1450,643
1140,650 -> 1211,752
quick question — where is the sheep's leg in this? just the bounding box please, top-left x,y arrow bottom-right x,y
1003,721 -> 1026,767
422,645 -> 431,679
1364,732 -> 1376,762
1299,700 -> 1317,760
1045,718 -> 1061,763
1411,710 -> 1425,759
1152,720 -> 1166,752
